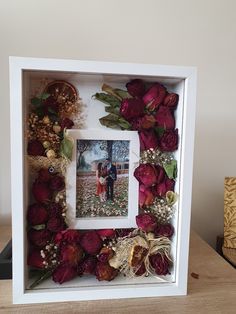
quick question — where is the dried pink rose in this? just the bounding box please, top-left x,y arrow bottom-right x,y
136,213 -> 157,232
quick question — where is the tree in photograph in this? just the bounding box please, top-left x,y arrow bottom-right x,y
111,141 -> 129,162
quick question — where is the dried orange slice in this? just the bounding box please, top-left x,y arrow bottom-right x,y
44,80 -> 77,104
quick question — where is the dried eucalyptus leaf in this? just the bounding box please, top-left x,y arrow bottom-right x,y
99,114 -> 121,129
102,84 -> 123,101
105,106 -> 120,115
114,89 -> 132,99
163,159 -> 177,179
118,117 -> 131,130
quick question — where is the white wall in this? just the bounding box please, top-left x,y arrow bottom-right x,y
1,0 -> 236,247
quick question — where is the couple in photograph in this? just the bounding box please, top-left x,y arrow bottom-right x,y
96,158 -> 117,202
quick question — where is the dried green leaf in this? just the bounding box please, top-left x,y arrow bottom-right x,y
93,93 -> 121,108
31,97 -> 41,106
40,93 -> 50,100
154,127 -> 165,137
32,224 -> 46,231
60,133 -> 74,161
29,270 -> 53,289
99,113 -> 121,129
118,117 -> 131,130
163,159 -> 177,179
102,84 -> 123,101
105,106 -> 120,115
114,88 -> 132,99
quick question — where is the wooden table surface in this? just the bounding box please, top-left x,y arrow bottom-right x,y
0,225 -> 236,314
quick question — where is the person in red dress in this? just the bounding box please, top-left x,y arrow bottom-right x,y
96,162 -> 107,202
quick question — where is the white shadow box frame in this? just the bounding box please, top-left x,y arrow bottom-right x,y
66,129 -> 140,229
9,57 -> 197,304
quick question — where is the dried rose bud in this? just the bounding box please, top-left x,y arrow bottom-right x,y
28,229 -> 51,248
27,249 -> 45,269
120,98 -> 145,121
32,181 -> 52,203
136,213 -> 157,232
60,118 -> 74,130
79,256 -> 97,275
163,93 -> 179,109
126,79 -> 145,98
54,229 -> 80,245
139,185 -> 155,208
143,83 -> 166,111
155,106 -> 175,130
149,253 -> 170,275
154,223 -> 174,238
134,164 -> 157,187
27,203 -> 48,225
52,264 -> 77,284
27,140 -> 45,156
159,129 -> 178,152
49,175 -> 65,191
139,130 -> 158,151
156,177 -> 175,197
95,261 -> 118,281
80,231 -> 102,255
37,168 -> 52,183
98,247 -> 114,263
60,243 -> 83,267
47,216 -> 65,233
96,229 -> 116,238
48,202 -> 63,218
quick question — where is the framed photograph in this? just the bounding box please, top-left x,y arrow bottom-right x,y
10,57 -> 197,304
66,129 -> 140,229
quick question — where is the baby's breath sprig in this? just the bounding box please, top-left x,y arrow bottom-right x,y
140,148 -> 174,166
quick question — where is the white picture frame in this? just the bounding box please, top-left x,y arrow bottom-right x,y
9,56 -> 197,304
66,129 -> 140,229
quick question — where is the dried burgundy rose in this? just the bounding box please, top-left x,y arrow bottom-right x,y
55,229 -> 80,245
136,213 -> 157,232
139,130 -> 158,151
37,168 -> 52,183
48,202 -> 63,218
143,83 -> 166,111
163,93 -> 179,109
98,247 -> 114,263
27,140 -> 45,156
120,98 -> 145,121
139,185 -> 155,208
52,264 -> 77,284
159,129 -> 178,152
28,229 -> 51,248
79,256 -> 97,275
27,203 -> 48,225
135,262 -> 146,276
47,216 -> 65,233
60,118 -> 74,130
155,106 -> 175,130
154,223 -> 174,238
126,79 -> 145,98
156,165 -> 165,184
32,181 -> 52,203
49,175 -> 65,191
95,261 -> 118,281
149,253 -> 170,275
59,243 -> 83,267
27,249 -> 45,269
96,229 -> 116,238
156,177 -> 175,197
80,231 -> 102,255
134,164 -> 157,187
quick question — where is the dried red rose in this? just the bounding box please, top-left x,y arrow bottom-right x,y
120,98 -> 145,121
60,243 -> 83,267
37,168 -> 52,183
80,231 -> 102,255
131,115 -> 156,131
98,247 -> 114,263
32,181 -> 52,203
159,129 -> 178,152
43,96 -> 60,115
134,164 -> 157,187
156,165 -> 165,184
79,256 -> 97,275
163,93 -> 179,109
155,106 -> 175,130
149,253 -> 170,275
47,216 -> 65,233
139,130 -> 158,151
139,185 -> 155,208
143,83 -> 166,111
27,140 -> 45,156
52,264 -> 77,284
49,175 -> 65,191
27,249 -> 45,269
48,202 -> 63,218
135,262 -> 146,276
96,229 -> 116,238
126,79 -> 145,98
156,177 -> 175,197
154,223 -> 174,238
28,229 -> 51,248
136,213 -> 157,232
95,261 -> 118,281
27,203 -> 48,225
55,229 -> 80,245
60,118 -> 74,130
